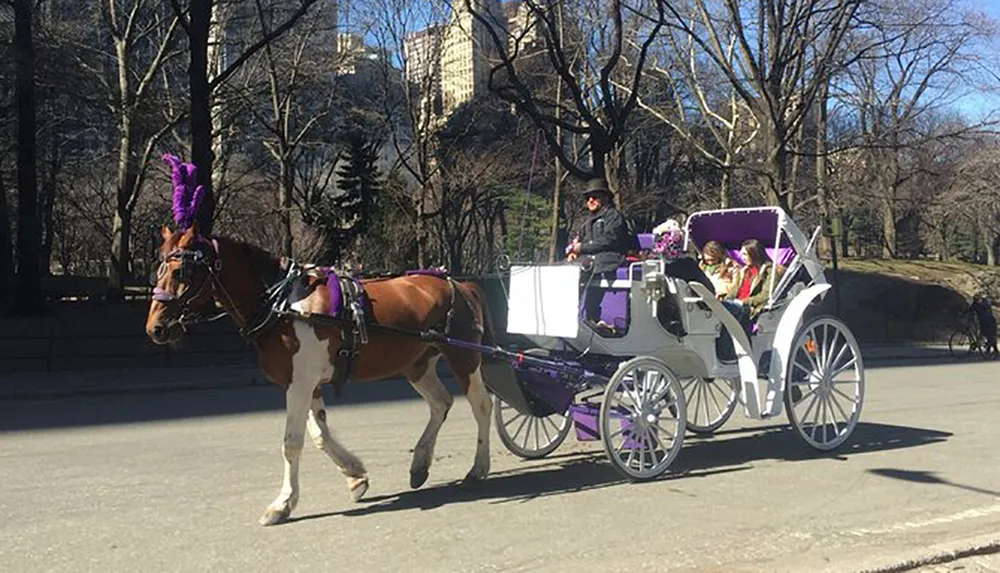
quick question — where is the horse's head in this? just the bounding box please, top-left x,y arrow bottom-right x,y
146,222 -> 222,345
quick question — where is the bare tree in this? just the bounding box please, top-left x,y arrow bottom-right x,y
835,0 -> 997,257
246,0 -> 340,258
630,19 -> 760,207
168,0 -> 322,233
65,0 -> 184,297
661,0 -> 862,213
363,0 -> 449,267
466,0 -> 666,198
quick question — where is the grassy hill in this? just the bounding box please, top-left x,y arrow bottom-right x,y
818,258 -> 1000,343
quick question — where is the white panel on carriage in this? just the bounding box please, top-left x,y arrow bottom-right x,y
506,265 -> 581,338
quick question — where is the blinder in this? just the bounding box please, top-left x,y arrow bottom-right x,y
151,239 -> 224,326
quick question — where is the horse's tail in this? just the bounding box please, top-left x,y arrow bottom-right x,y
461,280 -> 499,348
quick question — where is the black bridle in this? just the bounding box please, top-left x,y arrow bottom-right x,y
151,237 -> 302,340
152,238 -> 228,330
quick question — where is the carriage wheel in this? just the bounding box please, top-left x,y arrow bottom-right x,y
681,376 -> 738,435
600,356 -> 686,481
784,315 -> 865,451
493,395 -> 572,460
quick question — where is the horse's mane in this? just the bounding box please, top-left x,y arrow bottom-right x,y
217,235 -> 283,286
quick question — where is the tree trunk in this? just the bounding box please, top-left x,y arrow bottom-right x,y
984,226 -> 997,266
208,1 -> 229,208
815,79 -> 830,257
13,0 -> 42,313
416,183 -> 427,268
108,113 -> 137,299
190,0 -> 216,232
882,194 -> 896,259
40,133 -> 59,276
719,167 -> 731,209
280,159 -> 293,258
0,173 -> 13,306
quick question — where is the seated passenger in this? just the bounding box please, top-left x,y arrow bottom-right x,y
725,238 -> 786,325
699,240 -> 740,300
566,177 -> 639,332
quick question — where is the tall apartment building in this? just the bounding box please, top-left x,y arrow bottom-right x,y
440,0 -> 505,116
404,24 -> 445,119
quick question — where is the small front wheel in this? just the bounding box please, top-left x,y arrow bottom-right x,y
494,395 -> 572,459
600,356 -> 685,481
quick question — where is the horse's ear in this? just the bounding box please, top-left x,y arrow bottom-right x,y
182,221 -> 200,240
161,225 -> 173,243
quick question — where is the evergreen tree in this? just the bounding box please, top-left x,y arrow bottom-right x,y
307,131 -> 383,264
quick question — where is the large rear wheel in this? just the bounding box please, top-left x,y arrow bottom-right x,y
784,315 -> 864,451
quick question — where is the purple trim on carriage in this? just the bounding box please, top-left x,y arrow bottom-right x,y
570,404 -> 642,448
725,247 -> 796,267
516,368 -> 577,414
614,265 -> 644,281
570,404 -> 600,441
578,289 -> 629,329
637,233 -> 655,250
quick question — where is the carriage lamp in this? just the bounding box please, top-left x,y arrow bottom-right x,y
641,260 -> 667,316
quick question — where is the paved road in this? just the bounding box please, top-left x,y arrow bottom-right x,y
0,355 -> 997,573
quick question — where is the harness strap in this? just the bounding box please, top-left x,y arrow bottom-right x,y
330,276 -> 367,397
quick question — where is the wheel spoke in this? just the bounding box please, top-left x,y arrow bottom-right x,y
829,357 -> 858,379
511,414 -> 530,443
829,392 -> 852,428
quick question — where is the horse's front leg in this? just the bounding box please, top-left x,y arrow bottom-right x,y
259,376 -> 315,526
306,387 -> 369,502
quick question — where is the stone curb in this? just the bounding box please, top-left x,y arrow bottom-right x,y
853,532 -> 1000,573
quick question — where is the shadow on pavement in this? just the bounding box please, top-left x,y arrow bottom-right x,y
288,458 -> 749,523
285,421 -> 950,522
0,379 -> 433,432
673,421 -> 953,472
867,467 -> 1000,497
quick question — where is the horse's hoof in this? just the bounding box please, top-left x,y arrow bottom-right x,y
460,472 -> 485,489
259,506 -> 291,526
410,469 -> 429,489
348,477 -> 369,502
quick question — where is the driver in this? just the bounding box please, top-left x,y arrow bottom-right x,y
566,177 -> 637,331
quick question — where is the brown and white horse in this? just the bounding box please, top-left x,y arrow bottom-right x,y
145,223 -> 496,526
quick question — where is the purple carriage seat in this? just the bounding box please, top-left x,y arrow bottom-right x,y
727,246 -> 797,268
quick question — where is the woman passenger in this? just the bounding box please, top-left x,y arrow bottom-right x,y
699,240 -> 739,300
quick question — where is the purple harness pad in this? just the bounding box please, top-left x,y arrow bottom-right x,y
326,272 -> 344,317
320,269 -> 369,318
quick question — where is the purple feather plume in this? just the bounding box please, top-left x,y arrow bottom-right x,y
163,153 -> 205,230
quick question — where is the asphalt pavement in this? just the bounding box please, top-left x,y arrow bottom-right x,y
0,346 -> 997,572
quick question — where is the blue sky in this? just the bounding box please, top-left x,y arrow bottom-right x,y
952,0 -> 1000,120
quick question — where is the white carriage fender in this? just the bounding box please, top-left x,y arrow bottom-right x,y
686,282 -> 761,419
764,283 -> 832,417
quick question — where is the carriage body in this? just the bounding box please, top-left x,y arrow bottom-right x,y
487,207 -> 865,480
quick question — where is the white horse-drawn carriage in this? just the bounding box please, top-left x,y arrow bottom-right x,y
484,206 -> 865,481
